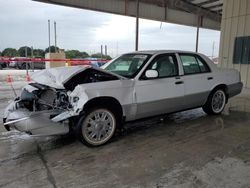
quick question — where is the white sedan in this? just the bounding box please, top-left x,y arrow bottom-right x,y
3,50 -> 243,146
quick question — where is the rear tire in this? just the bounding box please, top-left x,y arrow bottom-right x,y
77,108 -> 117,147
202,89 -> 226,115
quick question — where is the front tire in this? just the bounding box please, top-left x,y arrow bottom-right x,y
77,108 -> 117,146
202,89 -> 226,115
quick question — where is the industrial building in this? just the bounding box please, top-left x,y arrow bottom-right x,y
219,0 -> 250,88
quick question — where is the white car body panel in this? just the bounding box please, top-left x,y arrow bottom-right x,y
69,79 -> 136,120
135,77 -> 184,119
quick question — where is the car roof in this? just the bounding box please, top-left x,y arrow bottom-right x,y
123,50 -> 218,72
125,50 -> 201,55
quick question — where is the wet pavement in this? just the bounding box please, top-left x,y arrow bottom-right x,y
1,81 -> 250,187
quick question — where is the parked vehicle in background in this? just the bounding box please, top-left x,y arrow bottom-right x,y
3,50 -> 243,147
70,58 -> 108,67
8,57 -> 25,68
8,57 -> 45,69
17,57 -> 45,69
0,61 -> 7,69
29,57 -> 45,69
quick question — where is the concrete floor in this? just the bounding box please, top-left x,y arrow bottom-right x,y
1,81 -> 250,188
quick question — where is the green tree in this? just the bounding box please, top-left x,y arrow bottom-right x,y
65,50 -> 89,59
91,53 -> 112,60
33,49 -> 45,57
104,55 -> 112,60
45,46 -> 59,53
0,51 -> 2,56
2,48 -> 19,57
18,46 -> 31,57
80,51 -> 89,58
65,50 -> 82,59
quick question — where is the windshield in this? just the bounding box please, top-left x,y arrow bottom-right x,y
104,54 -> 151,78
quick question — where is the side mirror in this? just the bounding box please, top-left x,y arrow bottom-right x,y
145,70 -> 158,78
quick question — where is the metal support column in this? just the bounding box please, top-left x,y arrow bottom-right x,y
195,16 -> 201,53
125,0 -> 128,15
135,0 -> 139,51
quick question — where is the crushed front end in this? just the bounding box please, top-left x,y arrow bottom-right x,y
3,83 -> 71,136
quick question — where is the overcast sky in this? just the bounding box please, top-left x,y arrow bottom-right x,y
0,0 -> 221,57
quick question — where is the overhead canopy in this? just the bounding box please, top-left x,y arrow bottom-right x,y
34,0 -> 223,30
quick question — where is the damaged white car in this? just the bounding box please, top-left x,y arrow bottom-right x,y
3,50 -> 243,146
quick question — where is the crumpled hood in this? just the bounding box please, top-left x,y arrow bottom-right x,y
31,66 -> 89,89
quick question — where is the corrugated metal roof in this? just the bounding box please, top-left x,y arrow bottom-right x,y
139,0 -> 223,15
33,0 -> 222,30
189,0 -> 223,14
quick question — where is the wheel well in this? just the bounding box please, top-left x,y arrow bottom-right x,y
83,97 -> 123,123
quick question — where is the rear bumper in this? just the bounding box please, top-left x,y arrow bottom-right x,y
228,82 -> 243,98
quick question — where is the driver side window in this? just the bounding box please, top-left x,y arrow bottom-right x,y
145,54 -> 178,78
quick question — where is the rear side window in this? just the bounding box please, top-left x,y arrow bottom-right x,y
179,54 -> 210,75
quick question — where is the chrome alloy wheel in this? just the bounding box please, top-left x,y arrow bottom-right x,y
211,90 -> 226,113
82,109 -> 116,146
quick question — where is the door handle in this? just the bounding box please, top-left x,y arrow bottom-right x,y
175,81 -> 184,85
207,77 -> 213,80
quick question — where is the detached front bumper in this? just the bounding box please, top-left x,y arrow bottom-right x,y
3,101 -> 69,136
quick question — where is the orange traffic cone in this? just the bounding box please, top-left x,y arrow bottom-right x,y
26,73 -> 31,82
6,75 -> 13,84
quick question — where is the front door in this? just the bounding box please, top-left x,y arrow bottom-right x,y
135,53 -> 184,119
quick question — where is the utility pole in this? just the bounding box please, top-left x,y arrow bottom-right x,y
105,45 -> 107,56
25,47 -> 28,74
31,46 -> 34,71
54,21 -> 57,53
31,46 -> 33,58
48,20 -> 51,53
135,0 -> 139,51
101,45 -> 103,59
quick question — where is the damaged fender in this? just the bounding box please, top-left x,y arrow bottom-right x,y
3,83 -> 91,136
52,85 -> 89,122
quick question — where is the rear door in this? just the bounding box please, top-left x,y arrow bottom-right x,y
135,53 -> 184,119
178,53 -> 213,109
